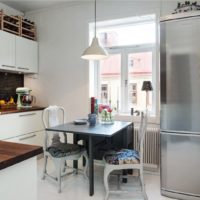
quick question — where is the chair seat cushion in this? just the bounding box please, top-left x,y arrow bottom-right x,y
104,149 -> 140,165
47,143 -> 84,158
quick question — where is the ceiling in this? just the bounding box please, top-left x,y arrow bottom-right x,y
1,1 -> 75,12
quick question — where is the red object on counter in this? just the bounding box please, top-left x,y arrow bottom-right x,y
91,97 -> 95,113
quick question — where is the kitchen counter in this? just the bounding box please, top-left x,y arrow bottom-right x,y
0,106 -> 45,115
0,141 -> 43,170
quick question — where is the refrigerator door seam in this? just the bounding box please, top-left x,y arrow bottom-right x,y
161,130 -> 200,135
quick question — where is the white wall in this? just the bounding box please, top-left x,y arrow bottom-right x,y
0,2 -> 23,16
24,1 -> 177,121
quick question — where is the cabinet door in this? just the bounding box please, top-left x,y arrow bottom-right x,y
161,131 -> 200,196
0,110 -> 44,140
0,31 -> 15,71
16,36 -> 38,73
5,131 -> 44,147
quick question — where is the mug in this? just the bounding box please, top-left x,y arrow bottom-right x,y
88,113 -> 97,126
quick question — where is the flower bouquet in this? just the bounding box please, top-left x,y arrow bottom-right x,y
98,104 -> 115,124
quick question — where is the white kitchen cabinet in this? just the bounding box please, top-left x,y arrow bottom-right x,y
0,30 -> 16,71
0,31 -> 38,73
0,110 -> 44,146
5,130 -> 44,146
16,36 -> 38,73
0,157 -> 37,200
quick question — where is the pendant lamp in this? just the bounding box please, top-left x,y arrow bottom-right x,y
81,0 -> 108,60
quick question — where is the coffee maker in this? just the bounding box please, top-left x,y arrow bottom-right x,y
16,87 -> 32,108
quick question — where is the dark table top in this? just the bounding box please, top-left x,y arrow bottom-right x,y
0,141 -> 43,170
46,121 -> 132,137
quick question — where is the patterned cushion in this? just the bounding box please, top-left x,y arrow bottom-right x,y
47,143 -> 84,158
104,149 -> 140,165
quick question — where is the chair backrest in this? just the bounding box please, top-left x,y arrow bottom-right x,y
42,106 -> 66,150
138,111 -> 147,163
42,106 -> 65,129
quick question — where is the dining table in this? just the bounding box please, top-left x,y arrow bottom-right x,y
46,120 -> 133,196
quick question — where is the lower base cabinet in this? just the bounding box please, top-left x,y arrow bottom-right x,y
4,130 -> 44,146
0,110 -> 45,148
0,157 -> 37,200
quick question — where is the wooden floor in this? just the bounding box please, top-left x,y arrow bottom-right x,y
37,159 -> 175,200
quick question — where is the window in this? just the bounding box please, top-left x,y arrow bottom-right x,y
128,51 -> 153,112
100,53 -> 121,110
90,15 -> 157,116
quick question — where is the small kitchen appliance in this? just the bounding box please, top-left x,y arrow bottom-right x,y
16,87 -> 34,108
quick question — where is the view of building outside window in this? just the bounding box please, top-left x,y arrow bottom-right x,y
100,54 -> 121,111
100,51 -> 152,112
128,52 -> 152,111
98,23 -> 155,47
93,15 -> 156,114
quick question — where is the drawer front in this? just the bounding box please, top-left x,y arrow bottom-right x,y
0,110 -> 44,140
4,130 -> 44,146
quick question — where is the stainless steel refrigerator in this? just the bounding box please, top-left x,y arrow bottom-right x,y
160,13 -> 200,200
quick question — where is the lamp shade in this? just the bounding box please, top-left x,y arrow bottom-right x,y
141,81 -> 153,91
81,0 -> 108,61
81,37 -> 108,60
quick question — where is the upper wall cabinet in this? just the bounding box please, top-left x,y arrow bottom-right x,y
0,31 -> 15,71
16,36 -> 38,73
0,30 -> 38,74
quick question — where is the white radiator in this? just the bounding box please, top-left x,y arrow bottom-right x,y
133,127 -> 160,168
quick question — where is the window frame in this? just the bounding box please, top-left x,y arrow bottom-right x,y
90,15 -> 159,122
95,44 -> 156,115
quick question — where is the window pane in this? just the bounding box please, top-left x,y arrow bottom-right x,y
98,22 -> 155,47
128,51 -> 153,111
100,54 -> 121,110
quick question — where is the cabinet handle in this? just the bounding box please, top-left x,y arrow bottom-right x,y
2,64 -> 15,68
18,67 -> 29,70
19,134 -> 36,141
19,113 -> 36,117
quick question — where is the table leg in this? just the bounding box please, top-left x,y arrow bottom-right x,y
89,136 -> 94,196
122,127 -> 128,183
82,139 -> 87,166
122,124 -> 134,182
73,134 -> 78,170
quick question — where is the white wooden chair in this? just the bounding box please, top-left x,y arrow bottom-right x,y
42,106 -> 88,193
103,112 -> 148,200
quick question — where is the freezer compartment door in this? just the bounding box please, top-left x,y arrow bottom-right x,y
160,17 -> 200,132
161,131 -> 200,197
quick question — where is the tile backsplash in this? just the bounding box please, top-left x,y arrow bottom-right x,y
0,72 -> 24,102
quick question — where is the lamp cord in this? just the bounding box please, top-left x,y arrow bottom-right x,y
95,0 -> 96,38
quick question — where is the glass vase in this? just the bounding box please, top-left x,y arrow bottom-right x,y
99,111 -> 114,124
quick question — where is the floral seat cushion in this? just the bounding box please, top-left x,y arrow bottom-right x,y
47,143 -> 84,158
104,149 -> 140,165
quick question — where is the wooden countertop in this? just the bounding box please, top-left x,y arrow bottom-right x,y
0,141 -> 43,170
0,106 -> 45,115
